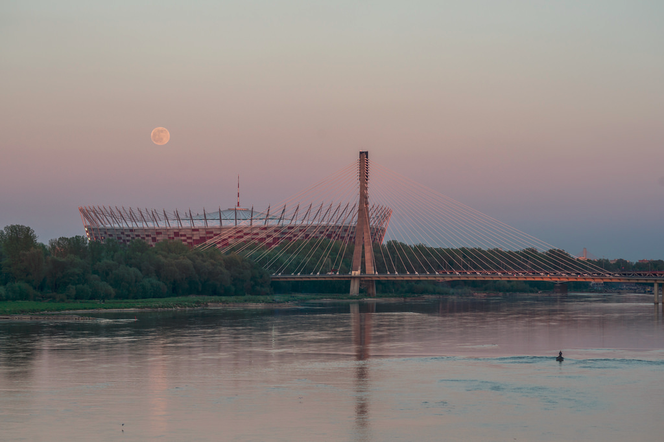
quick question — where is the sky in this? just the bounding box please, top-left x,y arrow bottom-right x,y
1,0 -> 663,261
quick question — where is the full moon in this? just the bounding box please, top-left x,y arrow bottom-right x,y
151,127 -> 170,145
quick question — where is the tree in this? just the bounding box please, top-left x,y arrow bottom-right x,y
49,236 -> 88,259
1,226 -> 274,300
17,247 -> 46,289
0,225 -> 39,281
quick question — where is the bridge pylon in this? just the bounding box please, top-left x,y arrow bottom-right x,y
350,151 -> 376,296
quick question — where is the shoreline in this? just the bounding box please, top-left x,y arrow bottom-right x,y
0,291 -> 602,317
0,295 -> 439,317
0,294 -> 436,316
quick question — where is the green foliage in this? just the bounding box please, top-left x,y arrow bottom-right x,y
244,237 -> 659,295
251,238 -> 604,277
0,294 -> 347,314
16,247 -> 46,289
595,258 -> 664,272
49,236 -> 88,259
2,282 -> 38,301
0,224 -> 39,282
0,225 -> 272,301
5,224 -> 659,302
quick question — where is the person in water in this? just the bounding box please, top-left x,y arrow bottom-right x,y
559,351 -> 563,358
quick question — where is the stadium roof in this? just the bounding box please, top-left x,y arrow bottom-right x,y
190,208 -> 280,221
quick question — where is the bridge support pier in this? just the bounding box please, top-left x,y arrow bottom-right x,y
350,276 -> 360,296
654,282 -> 660,305
365,280 -> 376,297
349,277 -> 376,296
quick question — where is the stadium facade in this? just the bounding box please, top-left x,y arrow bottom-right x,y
78,204 -> 392,249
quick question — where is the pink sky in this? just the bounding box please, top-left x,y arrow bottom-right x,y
1,1 -> 663,260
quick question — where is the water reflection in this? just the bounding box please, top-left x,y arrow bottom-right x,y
0,323 -> 40,382
351,302 -> 375,441
147,339 -> 169,438
351,302 -> 374,361
1,294 -> 664,441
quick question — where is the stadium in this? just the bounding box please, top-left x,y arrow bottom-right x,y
78,203 -> 392,249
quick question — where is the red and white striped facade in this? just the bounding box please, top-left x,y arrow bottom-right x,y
79,205 -> 391,249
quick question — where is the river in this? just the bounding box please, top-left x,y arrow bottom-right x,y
1,293 -> 663,441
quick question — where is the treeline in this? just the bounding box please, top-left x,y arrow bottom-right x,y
0,225 -> 271,301
250,239 -> 602,276
240,239 -> 580,294
4,223 -> 656,301
592,258 -> 664,272
273,271 -> 558,295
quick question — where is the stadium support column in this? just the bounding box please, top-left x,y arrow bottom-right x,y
350,151 -> 376,296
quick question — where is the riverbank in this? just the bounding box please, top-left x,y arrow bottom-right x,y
0,314 -> 100,321
0,293 -> 433,315
0,290 -> 579,316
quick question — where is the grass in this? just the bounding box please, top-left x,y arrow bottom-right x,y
0,292 -> 427,315
0,297 -> 208,314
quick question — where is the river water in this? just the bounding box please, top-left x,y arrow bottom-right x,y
1,293 -> 663,441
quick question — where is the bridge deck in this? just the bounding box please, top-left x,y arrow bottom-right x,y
271,273 -> 664,284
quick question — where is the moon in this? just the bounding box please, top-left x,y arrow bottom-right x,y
151,127 -> 170,145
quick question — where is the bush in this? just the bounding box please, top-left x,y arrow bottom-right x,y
73,284 -> 93,300
4,282 -> 37,301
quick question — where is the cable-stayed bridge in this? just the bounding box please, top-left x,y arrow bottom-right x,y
197,151 -> 664,302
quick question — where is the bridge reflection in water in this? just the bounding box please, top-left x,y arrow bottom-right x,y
351,302 -> 375,441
